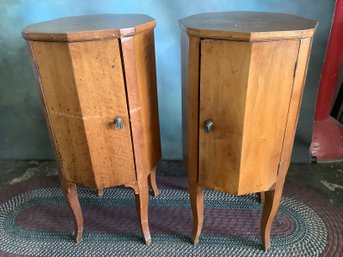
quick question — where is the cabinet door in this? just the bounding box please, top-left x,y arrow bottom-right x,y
198,39 -> 299,195
31,39 -> 136,188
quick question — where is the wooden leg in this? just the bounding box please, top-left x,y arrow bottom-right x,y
62,182 -> 83,243
148,166 -> 159,197
260,181 -> 285,251
258,192 -> 265,204
135,178 -> 152,246
189,185 -> 204,245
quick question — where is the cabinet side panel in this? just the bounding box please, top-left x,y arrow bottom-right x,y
121,29 -> 161,178
133,30 -> 161,172
181,31 -> 200,186
30,41 -> 95,187
69,39 -> 136,188
239,40 -> 300,194
279,38 -> 312,172
198,40 -> 251,194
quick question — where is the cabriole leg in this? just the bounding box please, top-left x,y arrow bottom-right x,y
260,182 -> 285,251
135,178 -> 152,246
189,185 -> 204,245
148,166 -> 159,197
61,181 -> 84,243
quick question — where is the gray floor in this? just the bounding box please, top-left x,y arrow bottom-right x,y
0,160 -> 342,211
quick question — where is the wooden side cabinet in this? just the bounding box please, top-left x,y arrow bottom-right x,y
22,14 -> 161,245
180,12 -> 317,251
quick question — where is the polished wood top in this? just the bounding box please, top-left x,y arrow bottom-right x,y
180,12 -> 318,42
22,14 -> 156,42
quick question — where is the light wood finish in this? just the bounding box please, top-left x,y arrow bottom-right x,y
121,30 -> 161,179
199,39 -> 299,195
149,166 -> 160,197
30,41 -> 93,188
26,42 -> 85,243
198,40 -> 251,194
63,181 -> 84,243
180,12 -> 317,42
69,39 -> 136,188
120,30 -> 161,245
180,12 -> 316,251
261,37 -> 313,251
135,179 -> 151,246
30,39 -> 136,189
240,40 -> 299,195
24,14 -> 160,245
181,30 -> 205,244
22,14 -> 155,42
196,37 -> 299,240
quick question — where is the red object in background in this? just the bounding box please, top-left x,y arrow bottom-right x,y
310,0 -> 343,160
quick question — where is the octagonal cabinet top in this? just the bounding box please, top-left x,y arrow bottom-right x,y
179,11 -> 318,42
22,14 -> 155,42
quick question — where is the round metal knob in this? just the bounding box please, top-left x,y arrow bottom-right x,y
113,117 -> 124,129
203,120 -> 214,133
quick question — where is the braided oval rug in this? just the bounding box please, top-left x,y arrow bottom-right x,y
0,176 -> 342,257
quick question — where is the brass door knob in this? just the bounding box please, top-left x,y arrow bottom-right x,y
113,117 -> 124,129
203,120 -> 214,133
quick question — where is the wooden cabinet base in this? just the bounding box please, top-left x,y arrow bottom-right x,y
180,12 -> 317,251
23,14 -> 161,245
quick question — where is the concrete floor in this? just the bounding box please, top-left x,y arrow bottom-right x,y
0,160 -> 342,211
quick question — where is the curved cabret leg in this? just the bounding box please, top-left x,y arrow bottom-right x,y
261,168 -> 288,251
189,185 -> 204,245
62,181 -> 84,243
261,190 -> 278,251
135,178 -> 152,246
149,166 -> 160,197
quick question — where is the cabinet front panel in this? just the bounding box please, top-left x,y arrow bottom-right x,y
199,39 -> 299,194
69,39 -> 136,188
31,39 -> 136,188
199,40 -> 252,194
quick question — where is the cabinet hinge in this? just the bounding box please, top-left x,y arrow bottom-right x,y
293,61 -> 298,78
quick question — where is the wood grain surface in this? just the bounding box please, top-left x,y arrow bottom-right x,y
69,39 -> 136,189
121,30 -> 161,180
120,29 -> 161,246
198,39 -> 299,195
180,12 -> 317,42
25,16 -> 160,245
239,39 -> 300,194
181,30 -> 204,245
30,41 -> 94,187
261,38 -> 313,251
198,40 -> 251,194
30,39 -> 136,189
181,12 -> 317,249
23,14 -> 156,42
27,42 -> 85,243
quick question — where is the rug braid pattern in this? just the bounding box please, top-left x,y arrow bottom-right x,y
0,177 -> 335,257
